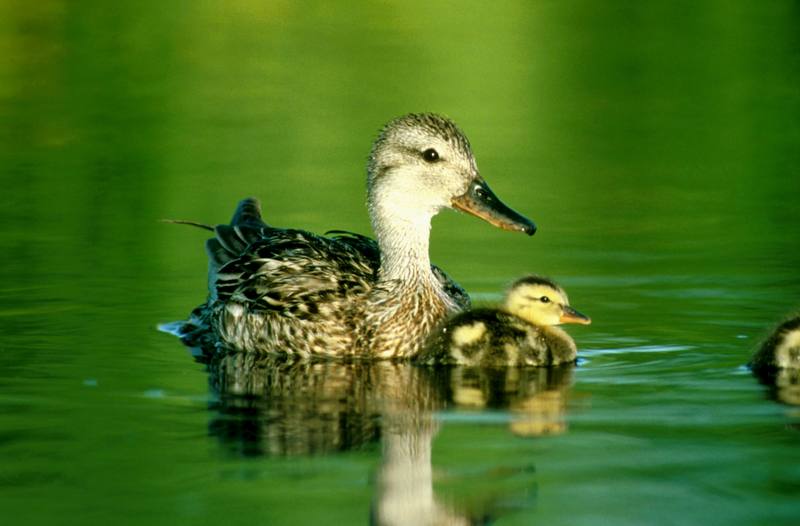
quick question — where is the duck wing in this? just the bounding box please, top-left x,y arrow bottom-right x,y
431,265 -> 471,310
204,200 -> 374,317
177,229 -> 375,354
212,228 -> 377,316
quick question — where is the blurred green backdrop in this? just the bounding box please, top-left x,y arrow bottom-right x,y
1,1 -> 799,525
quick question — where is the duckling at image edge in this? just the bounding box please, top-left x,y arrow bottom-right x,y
173,113 -> 536,359
419,276 -> 591,367
750,315 -> 800,374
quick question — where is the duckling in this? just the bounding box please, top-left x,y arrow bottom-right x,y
175,113 -> 536,359
750,315 -> 800,375
749,315 -> 800,405
419,276 -> 591,367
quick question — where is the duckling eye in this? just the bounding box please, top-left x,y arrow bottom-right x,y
540,296 -> 551,303
422,148 -> 440,162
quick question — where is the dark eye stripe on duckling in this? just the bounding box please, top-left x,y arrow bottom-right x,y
524,295 -> 552,303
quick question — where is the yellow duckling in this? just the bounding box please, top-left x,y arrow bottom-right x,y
419,275 -> 591,367
750,315 -> 800,373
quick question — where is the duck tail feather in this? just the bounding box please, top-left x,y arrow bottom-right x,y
160,219 -> 215,231
231,197 -> 267,228
235,224 -> 267,246
214,224 -> 249,256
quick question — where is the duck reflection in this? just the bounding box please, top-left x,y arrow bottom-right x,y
373,365 -> 574,525
430,365 -> 575,437
752,366 -> 800,406
203,352 -> 576,523
205,353 -> 390,456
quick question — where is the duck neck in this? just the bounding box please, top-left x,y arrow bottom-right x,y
371,210 -> 436,285
365,201 -> 452,359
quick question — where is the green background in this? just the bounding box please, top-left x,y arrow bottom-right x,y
1,1 -> 799,524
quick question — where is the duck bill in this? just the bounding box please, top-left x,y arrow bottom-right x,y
451,178 -> 536,235
560,306 -> 592,325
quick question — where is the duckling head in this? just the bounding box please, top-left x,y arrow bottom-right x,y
367,113 -> 536,235
504,275 -> 591,327
767,316 -> 800,369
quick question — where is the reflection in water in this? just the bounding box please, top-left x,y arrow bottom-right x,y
444,366 -> 575,437
752,368 -> 800,407
203,352 -> 576,523
206,353 -> 385,456
772,370 -> 800,406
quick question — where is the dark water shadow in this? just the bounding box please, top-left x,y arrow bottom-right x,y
200,350 -> 576,524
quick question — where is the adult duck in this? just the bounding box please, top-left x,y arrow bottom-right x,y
176,113 -> 535,359
419,275 -> 590,366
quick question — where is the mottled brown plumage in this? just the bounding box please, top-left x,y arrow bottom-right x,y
175,113 -> 536,359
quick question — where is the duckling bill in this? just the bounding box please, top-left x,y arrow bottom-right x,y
419,276 -> 591,367
173,113 -> 536,359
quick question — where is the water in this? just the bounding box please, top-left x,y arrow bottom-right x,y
2,1 -> 799,524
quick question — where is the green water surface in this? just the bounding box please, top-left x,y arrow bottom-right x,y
1,1 -> 799,525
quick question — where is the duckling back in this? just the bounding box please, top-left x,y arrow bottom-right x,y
419,308 -> 577,367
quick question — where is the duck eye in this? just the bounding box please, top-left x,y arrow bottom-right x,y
540,296 -> 550,303
422,148 -> 440,162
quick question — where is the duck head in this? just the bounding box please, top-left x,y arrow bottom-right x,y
504,275 -> 591,327
367,113 -> 536,235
